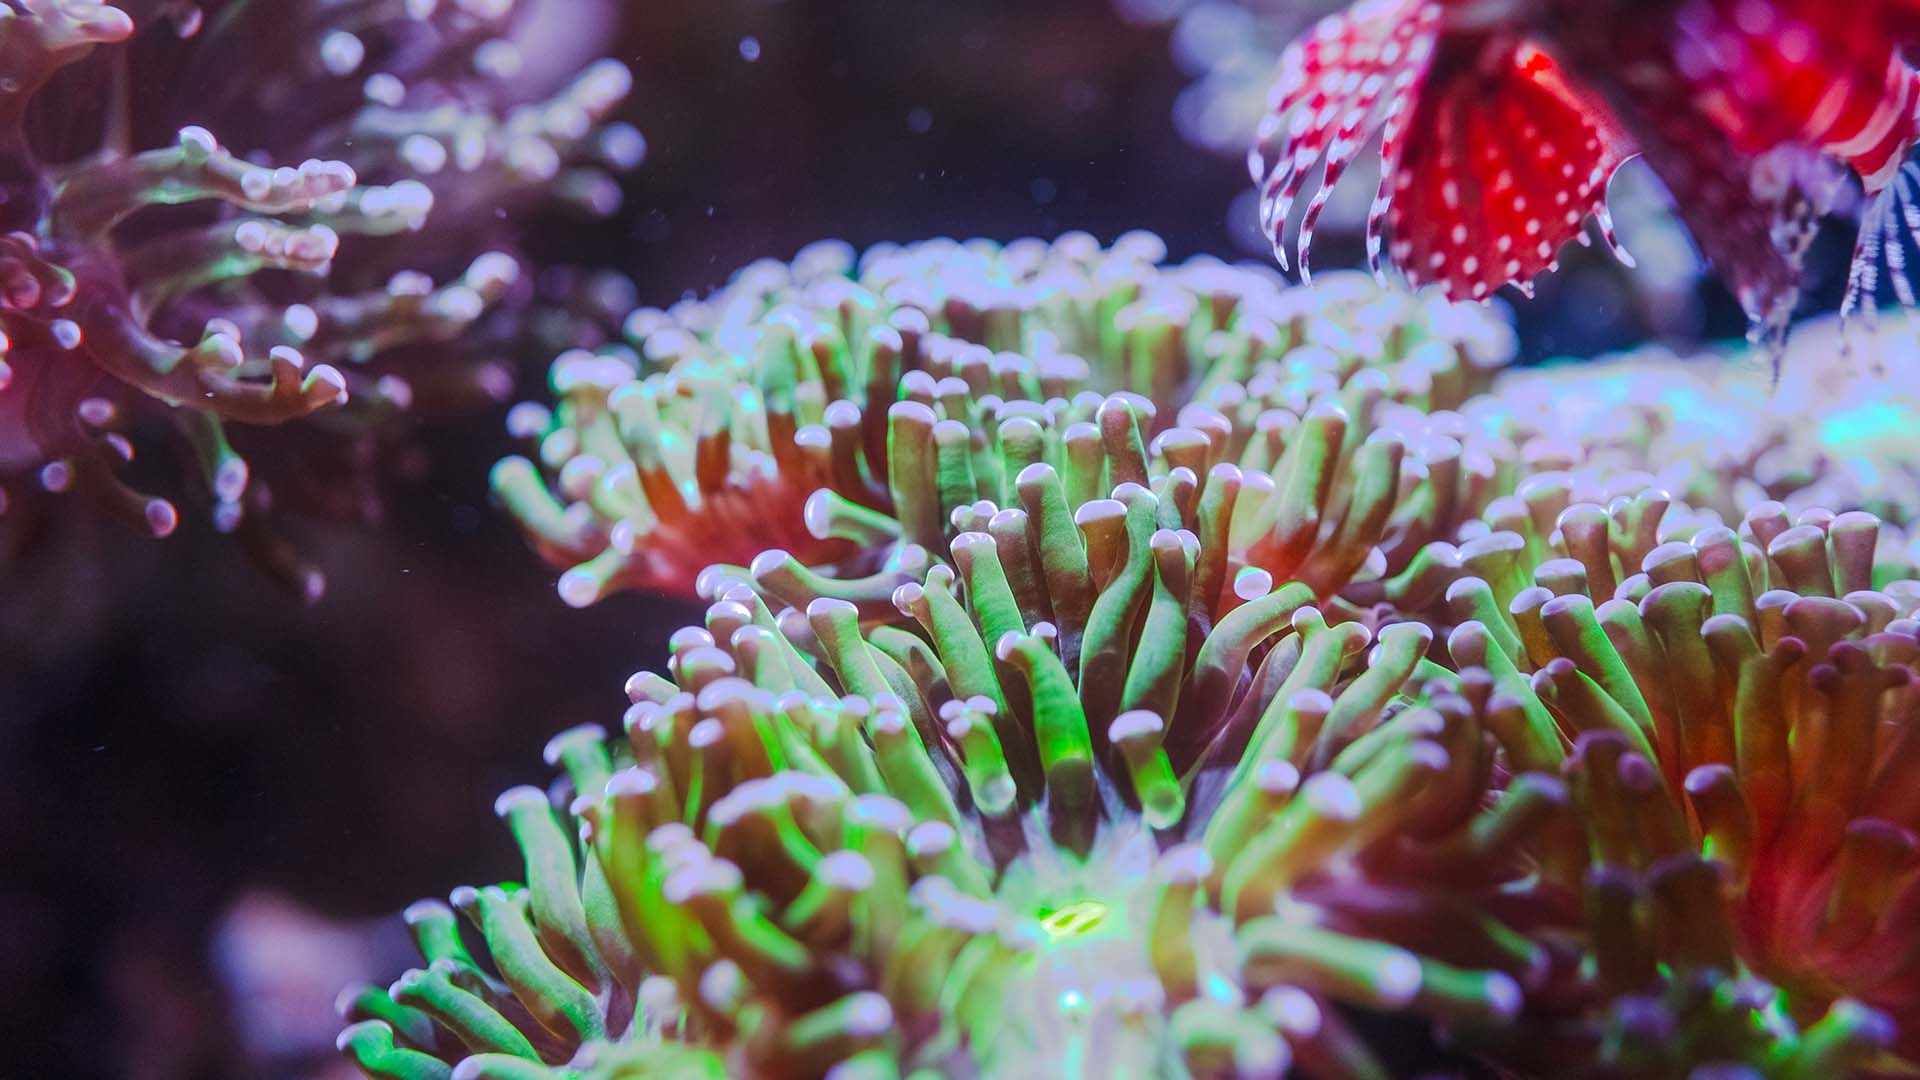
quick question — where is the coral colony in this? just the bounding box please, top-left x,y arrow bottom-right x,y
492,235 -> 1515,606
0,0 -> 637,596
336,232 -> 1920,1079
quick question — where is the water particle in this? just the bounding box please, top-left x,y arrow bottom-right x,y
1030,177 -> 1058,205
739,37 -> 761,62
907,107 -> 933,134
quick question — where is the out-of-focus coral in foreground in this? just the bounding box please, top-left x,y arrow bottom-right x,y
0,0 -> 639,597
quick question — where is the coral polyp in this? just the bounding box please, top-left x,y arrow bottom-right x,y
0,0 -> 637,594
492,232 -> 1519,605
338,467 -> 1573,1077
1422,497 -> 1920,1075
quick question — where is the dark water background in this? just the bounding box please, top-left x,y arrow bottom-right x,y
0,1 -> 1829,1076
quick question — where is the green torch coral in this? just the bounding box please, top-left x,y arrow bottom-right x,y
345,218 -> 1920,1077
1392,485 -> 1920,1075
490,232 -> 1519,605
338,462 -> 1570,1078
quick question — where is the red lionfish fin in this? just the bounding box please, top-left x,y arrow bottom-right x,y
1835,63 -> 1920,321
1844,155 -> 1920,321
1610,91 -> 1810,337
1574,3 -> 1878,338
1382,36 -> 1632,302
1250,0 -> 1441,280
1871,0 -> 1920,44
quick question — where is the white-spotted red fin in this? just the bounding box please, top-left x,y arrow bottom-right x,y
1845,159 -> 1920,320
1383,37 -> 1631,302
1250,0 -> 1439,275
1592,205 -> 1634,268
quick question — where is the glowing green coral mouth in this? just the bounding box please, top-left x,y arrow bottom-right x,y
1038,900 -> 1112,941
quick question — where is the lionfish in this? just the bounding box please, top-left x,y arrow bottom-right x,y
1251,0 -> 1920,335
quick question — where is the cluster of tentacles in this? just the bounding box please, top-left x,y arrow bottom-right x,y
339,486 -> 1920,1077
0,0 -> 639,596
330,231 -> 1920,1078
493,234 -> 1518,604
496,235 -> 1920,610
344,458 -> 1538,1079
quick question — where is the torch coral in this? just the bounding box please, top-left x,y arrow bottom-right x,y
1387,481 -> 1920,1074
332,226 -> 1920,1076
491,232 -> 1520,606
497,232 -> 1920,624
0,0 -> 638,595
337,463 -> 1572,1078
1336,315 -> 1920,631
